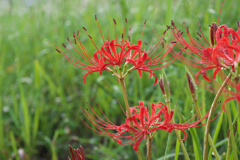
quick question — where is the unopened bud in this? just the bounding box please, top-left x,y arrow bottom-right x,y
209,22 -> 218,47
161,69 -> 171,103
159,78 -> 165,95
185,67 -> 197,101
187,73 -> 195,94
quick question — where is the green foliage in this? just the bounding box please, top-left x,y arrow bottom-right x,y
1,0 -> 240,159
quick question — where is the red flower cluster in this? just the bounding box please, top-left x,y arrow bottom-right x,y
81,101 -> 209,151
170,21 -> 240,84
56,16 -> 178,84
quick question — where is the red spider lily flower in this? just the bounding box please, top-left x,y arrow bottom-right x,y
169,21 -> 222,83
56,16 -> 178,85
222,82 -> 240,112
68,145 -> 85,160
169,18 -> 240,85
81,101 -> 211,152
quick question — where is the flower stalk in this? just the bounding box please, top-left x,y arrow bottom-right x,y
119,77 -> 143,160
167,104 -> 190,160
186,68 -> 221,160
160,70 -> 190,160
146,136 -> 153,160
203,73 -> 232,160
225,103 -> 238,160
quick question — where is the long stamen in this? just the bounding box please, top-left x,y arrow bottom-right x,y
129,28 -> 132,43
144,42 -> 147,52
83,27 -> 100,51
197,22 -> 210,46
95,15 -> 105,43
107,28 -> 109,42
113,19 -> 118,55
141,20 -> 146,40
123,18 -> 127,43
217,0 -> 225,26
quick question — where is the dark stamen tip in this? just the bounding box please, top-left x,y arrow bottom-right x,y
144,42 -> 147,45
62,43 -> 66,48
129,28 -> 131,31
74,39 -> 76,45
113,19 -> 116,24
83,27 -> 87,31
171,20 -> 175,26
77,30 -> 79,36
125,18 -> 127,23
95,15 -> 97,20
88,35 -> 92,39
56,49 -> 61,53
122,33 -> 124,38
163,30 -> 167,35
67,37 -> 69,41
73,32 -> 76,37
144,20 -> 146,25
171,41 -> 177,43
197,32 -> 202,37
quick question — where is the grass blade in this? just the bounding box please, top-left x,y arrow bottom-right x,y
10,132 -> 20,160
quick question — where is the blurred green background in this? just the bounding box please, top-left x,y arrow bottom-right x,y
0,0 -> 240,159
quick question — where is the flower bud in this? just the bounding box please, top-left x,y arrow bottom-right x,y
161,69 -> 171,102
209,22 -> 218,47
185,67 -> 197,101
159,78 -> 165,95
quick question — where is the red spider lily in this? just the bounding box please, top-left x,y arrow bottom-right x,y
169,21 -> 225,83
81,101 -> 211,152
169,16 -> 240,84
68,145 -> 85,160
56,16 -> 178,85
167,1 -> 240,84
222,82 -> 240,112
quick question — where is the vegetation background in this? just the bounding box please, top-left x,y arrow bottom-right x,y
0,0 -> 240,159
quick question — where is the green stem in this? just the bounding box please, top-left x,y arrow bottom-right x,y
193,100 -> 221,160
119,78 -> 143,160
203,73 -> 232,160
166,102 -> 190,160
226,137 -> 231,160
146,137 -> 153,160
225,103 -> 238,160
226,112 -> 238,160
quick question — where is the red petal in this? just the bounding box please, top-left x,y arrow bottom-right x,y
138,70 -> 142,78
213,67 -> 221,79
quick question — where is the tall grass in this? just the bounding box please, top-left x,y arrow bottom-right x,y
0,0 -> 240,159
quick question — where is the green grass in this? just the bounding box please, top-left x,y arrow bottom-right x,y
1,0 -> 240,159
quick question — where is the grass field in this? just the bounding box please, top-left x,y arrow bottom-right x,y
0,0 -> 240,159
